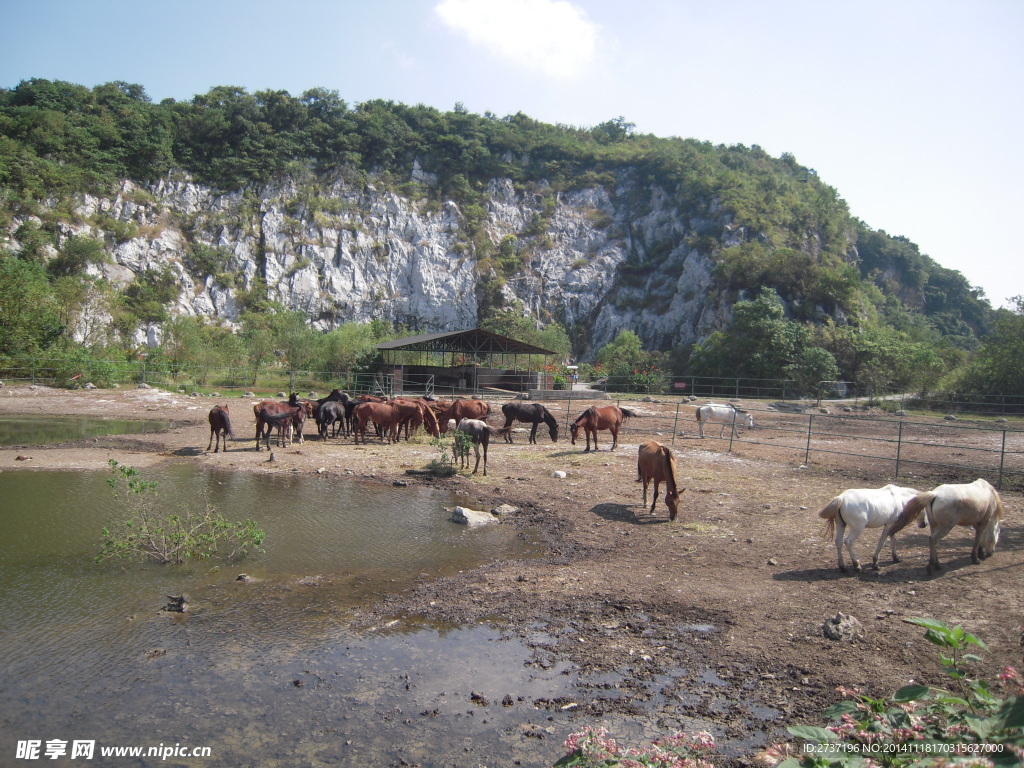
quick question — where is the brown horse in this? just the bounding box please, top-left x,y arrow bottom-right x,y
391,398 -> 440,440
569,405 -> 637,451
352,401 -> 401,444
253,399 -> 314,442
637,441 -> 683,521
438,398 -> 491,433
255,405 -> 305,450
207,405 -> 233,452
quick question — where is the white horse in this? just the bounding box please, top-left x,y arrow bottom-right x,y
886,479 -> 1003,574
695,403 -> 754,438
817,484 -> 921,572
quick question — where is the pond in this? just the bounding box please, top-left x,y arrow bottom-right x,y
0,465 -> 610,766
0,414 -> 176,446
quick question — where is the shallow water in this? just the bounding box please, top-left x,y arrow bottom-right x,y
0,414 -> 175,446
0,466 -> 766,765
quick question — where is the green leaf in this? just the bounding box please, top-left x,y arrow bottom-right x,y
893,684 -> 931,702
786,725 -> 838,743
962,632 -> 989,651
904,617 -> 949,631
924,627 -> 955,647
994,695 -> 1024,729
822,701 -> 860,718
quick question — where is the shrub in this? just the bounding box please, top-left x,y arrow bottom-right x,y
760,618 -> 1024,767
97,460 -> 265,565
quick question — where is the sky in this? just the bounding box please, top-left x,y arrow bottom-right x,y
2,0 -> 1021,309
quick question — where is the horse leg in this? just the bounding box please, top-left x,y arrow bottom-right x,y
971,524 -> 984,564
844,522 -> 865,573
834,517 -> 848,573
610,425 -> 619,451
503,417 -> 515,443
481,436 -> 488,476
529,422 -> 539,444
870,523 -> 896,570
649,479 -> 660,515
927,522 -> 955,574
472,440 -> 481,474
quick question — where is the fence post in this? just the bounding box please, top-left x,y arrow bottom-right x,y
804,414 -> 814,466
671,402 -> 681,445
998,430 -> 1007,491
895,421 -> 904,479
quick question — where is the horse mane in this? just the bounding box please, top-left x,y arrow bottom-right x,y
571,408 -> 593,427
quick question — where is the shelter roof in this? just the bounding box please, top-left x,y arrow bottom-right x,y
377,329 -> 555,356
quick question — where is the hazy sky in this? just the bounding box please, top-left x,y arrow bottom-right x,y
2,0 -> 1021,308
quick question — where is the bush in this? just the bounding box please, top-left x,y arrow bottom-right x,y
97,460 -> 265,564
760,618 -> 1024,767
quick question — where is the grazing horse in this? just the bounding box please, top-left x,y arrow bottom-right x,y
438,398 -> 491,433
255,405 -> 305,450
696,403 -> 754,438
207,405 -> 233,453
569,405 -> 637,451
453,418 -> 509,476
886,479 -> 1004,574
636,441 -> 683,521
391,398 -> 440,440
500,402 -> 559,444
352,401 -> 401,444
817,484 -> 921,573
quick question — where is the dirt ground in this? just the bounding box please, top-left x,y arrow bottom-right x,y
1,384 -> 1021,763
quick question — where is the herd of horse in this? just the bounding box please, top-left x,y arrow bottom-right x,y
206,395 -> 1005,576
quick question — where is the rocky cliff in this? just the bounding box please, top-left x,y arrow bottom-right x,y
51,169 -> 792,355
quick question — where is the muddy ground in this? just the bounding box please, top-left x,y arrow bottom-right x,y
1,384 -> 1021,765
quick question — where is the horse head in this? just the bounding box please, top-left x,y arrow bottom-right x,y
569,422 -> 579,445
548,423 -> 559,442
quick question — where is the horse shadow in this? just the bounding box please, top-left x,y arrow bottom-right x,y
173,446 -> 204,457
589,502 -> 673,526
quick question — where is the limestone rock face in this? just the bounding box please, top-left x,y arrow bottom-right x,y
24,168 -> 821,354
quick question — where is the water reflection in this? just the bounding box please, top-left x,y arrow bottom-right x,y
0,414 -> 175,446
0,466 -> 569,766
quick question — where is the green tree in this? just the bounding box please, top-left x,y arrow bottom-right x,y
689,289 -> 810,379
790,346 -> 840,400
0,254 -> 63,354
942,296 -> 1024,395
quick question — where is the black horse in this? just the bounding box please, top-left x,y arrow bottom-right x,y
500,402 -> 559,444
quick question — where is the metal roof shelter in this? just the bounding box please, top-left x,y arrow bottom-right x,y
377,329 -> 556,359
377,329 -> 558,395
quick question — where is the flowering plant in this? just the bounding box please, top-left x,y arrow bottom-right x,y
757,619 -> 1024,768
553,727 -> 716,768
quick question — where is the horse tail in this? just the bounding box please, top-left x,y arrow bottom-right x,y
887,492 -> 935,537
817,497 -> 841,540
620,407 -> 639,420
222,407 -> 234,437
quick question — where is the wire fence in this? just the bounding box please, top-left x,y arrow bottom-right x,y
2,357 -> 1022,490
498,395 -> 1024,493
